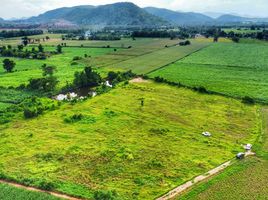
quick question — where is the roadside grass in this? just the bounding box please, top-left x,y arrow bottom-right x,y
0,183 -> 61,200
0,81 -> 260,199
149,42 -> 268,103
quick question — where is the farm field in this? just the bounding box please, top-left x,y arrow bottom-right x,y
0,183 -> 60,200
0,46 -> 114,88
179,107 -> 268,200
0,38 -> 211,88
105,40 -> 209,74
0,81 -> 260,199
149,42 -> 268,103
179,157 -> 268,200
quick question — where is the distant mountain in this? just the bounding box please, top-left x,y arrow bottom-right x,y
144,7 -> 213,25
216,14 -> 268,24
203,12 -> 225,19
26,3 -> 168,26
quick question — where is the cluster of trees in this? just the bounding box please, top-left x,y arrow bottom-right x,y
63,34 -> 121,41
132,30 -> 190,39
107,70 -> 135,85
0,29 -> 43,38
203,27 -> 268,42
0,44 -> 61,59
21,36 -> 50,46
27,64 -> 58,92
73,66 -> 102,88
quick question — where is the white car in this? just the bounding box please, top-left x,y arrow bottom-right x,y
245,144 -> 252,150
202,132 -> 211,137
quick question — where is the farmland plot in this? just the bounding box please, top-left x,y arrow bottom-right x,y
0,81 -> 259,199
149,42 -> 268,103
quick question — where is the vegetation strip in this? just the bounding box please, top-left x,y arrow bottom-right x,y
156,151 -> 255,200
0,180 -> 82,200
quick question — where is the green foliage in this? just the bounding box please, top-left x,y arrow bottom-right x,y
64,114 -> 83,123
93,190 -> 118,200
242,96 -> 255,104
56,45 -> 62,53
28,64 -> 58,92
73,66 -> 101,88
0,183 -> 60,200
0,82 -> 259,199
150,42 -> 268,103
3,58 -> 15,72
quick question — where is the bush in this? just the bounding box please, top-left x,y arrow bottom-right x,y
72,56 -> 82,61
24,107 -> 39,119
242,96 -> 255,104
38,181 -> 55,191
93,190 -> 118,200
64,114 -> 83,123
193,86 -> 209,94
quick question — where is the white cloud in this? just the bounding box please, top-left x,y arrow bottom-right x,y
1,0 -> 268,19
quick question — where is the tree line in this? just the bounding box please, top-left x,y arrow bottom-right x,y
0,29 -> 43,38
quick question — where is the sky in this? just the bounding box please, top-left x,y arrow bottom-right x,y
1,0 -> 268,19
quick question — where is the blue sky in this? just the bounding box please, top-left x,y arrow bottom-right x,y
1,0 -> 268,19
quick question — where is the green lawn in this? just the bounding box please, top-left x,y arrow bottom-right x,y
0,183 -> 60,200
0,81 -> 260,199
149,42 -> 268,103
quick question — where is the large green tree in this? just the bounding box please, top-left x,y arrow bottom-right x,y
3,59 -> 15,72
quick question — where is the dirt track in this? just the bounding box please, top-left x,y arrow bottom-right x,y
0,180 -> 82,200
156,151 -> 255,200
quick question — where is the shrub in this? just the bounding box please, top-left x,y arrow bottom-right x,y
72,56 -> 82,61
24,107 -> 38,119
64,114 -> 84,123
93,190 -> 118,200
38,181 -> 55,191
242,96 -> 255,104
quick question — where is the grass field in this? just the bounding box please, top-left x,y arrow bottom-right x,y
104,41 -> 209,74
179,107 -> 268,200
0,81 -> 260,199
0,183 -> 60,200
0,46 -> 114,88
0,38 -> 211,88
149,42 -> 268,103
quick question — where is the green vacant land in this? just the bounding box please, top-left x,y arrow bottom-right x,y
179,108 -> 268,200
0,183 -> 60,200
149,42 -> 268,103
0,81 -> 259,199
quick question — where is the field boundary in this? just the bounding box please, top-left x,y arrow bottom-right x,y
156,151 -> 255,200
0,179 -> 83,200
146,44 -> 210,75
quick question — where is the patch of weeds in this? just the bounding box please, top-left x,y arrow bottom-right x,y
149,128 -> 170,135
147,159 -> 164,169
104,109 -> 117,118
116,147 -> 134,161
93,190 -> 119,200
64,113 -> 83,123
